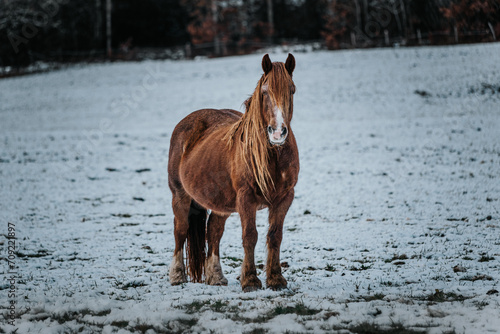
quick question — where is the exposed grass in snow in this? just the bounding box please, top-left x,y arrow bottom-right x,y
1,43 -> 500,333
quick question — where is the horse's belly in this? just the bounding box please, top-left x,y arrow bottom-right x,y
185,177 -> 236,214
180,147 -> 236,214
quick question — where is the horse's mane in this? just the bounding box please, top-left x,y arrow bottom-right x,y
225,62 -> 294,201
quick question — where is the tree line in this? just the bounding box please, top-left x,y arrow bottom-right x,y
1,0 -> 499,67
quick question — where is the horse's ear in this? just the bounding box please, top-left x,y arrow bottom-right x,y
285,53 -> 295,76
262,54 -> 272,74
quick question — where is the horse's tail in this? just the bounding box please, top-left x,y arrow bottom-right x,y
186,200 -> 207,283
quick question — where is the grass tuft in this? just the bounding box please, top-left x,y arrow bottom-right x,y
273,302 -> 320,316
350,321 -> 426,334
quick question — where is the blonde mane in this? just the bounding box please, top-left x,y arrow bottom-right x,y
225,63 -> 294,201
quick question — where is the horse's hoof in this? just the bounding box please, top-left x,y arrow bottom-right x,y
241,274 -> 262,292
170,278 -> 187,286
206,276 -> 228,286
169,268 -> 187,285
218,277 -> 228,286
169,265 -> 187,286
241,275 -> 262,292
267,275 -> 287,290
268,284 -> 287,291
205,256 -> 228,286
243,285 -> 261,293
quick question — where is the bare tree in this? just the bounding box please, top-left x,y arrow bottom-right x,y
106,0 -> 112,57
95,0 -> 102,49
266,0 -> 274,43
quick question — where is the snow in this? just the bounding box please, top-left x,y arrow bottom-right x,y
1,43 -> 500,333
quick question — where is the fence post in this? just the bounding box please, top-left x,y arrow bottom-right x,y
106,0 -> 112,57
417,29 -> 422,45
384,29 -> 389,46
488,22 -> 496,41
211,0 -> 220,56
351,31 -> 357,48
222,40 -> 228,56
454,25 -> 458,43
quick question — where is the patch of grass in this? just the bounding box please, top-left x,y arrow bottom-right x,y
362,293 -> 386,302
414,90 -> 431,97
224,256 -> 243,268
473,300 -> 489,310
184,300 -> 211,314
15,249 -> 51,258
244,328 -> 268,334
384,254 -> 408,263
112,213 -> 132,218
423,290 -> 470,303
380,281 -> 402,287
460,274 -> 493,282
110,320 -> 129,328
353,258 -> 373,264
176,317 -> 198,327
210,300 -> 231,313
52,312 -> 76,325
80,308 -> 112,317
323,311 -> 340,319
51,309 -> 112,324
119,222 -> 139,227
133,321 -> 156,334
273,302 -> 320,316
349,264 -> 372,271
478,255 -> 495,262
350,321 -> 426,334
325,263 -> 336,272
117,280 -> 147,290
164,317 -> 198,334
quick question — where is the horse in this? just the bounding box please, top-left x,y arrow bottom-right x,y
168,53 -> 299,292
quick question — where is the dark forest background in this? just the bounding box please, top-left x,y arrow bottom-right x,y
1,0 -> 499,67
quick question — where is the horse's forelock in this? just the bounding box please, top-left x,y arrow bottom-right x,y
263,62 -> 294,112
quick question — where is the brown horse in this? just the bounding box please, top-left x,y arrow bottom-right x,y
168,54 -> 299,292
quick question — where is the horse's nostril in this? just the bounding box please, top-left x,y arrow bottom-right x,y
281,127 -> 288,136
267,125 -> 274,134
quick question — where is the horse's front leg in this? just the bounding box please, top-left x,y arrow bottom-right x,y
237,190 -> 262,292
266,190 -> 294,290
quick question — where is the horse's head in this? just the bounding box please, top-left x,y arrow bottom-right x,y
260,53 -> 296,146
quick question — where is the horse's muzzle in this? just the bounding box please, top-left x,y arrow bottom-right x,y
267,125 -> 288,145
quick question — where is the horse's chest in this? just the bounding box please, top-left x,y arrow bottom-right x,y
270,158 -> 298,192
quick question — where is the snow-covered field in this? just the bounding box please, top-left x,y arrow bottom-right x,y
1,43 -> 499,334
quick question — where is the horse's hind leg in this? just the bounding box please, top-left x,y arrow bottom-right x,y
169,192 -> 191,285
205,213 -> 229,286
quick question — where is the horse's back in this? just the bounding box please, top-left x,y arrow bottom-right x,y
171,109 -> 241,142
